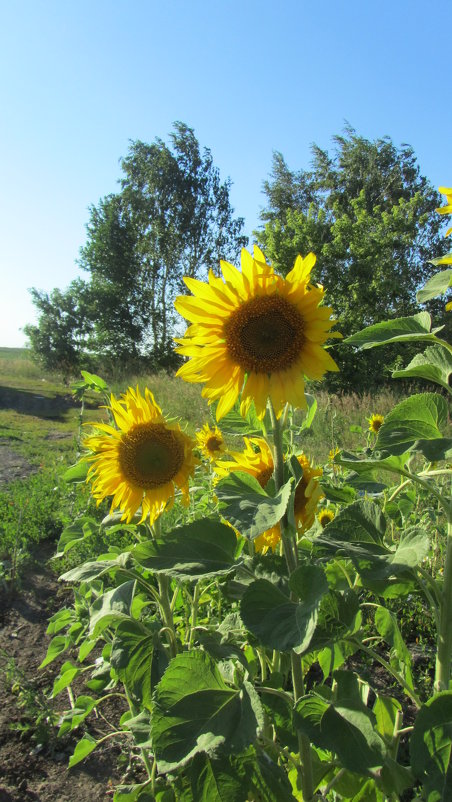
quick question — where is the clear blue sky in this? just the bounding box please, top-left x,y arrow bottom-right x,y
1,0 -> 451,347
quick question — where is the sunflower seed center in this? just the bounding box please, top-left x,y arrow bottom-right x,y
224,295 -> 305,373
119,423 -> 184,489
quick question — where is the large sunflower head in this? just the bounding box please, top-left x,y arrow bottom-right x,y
174,246 -> 340,420
84,386 -> 197,524
293,454 -> 323,532
196,423 -> 226,461
215,437 -> 280,554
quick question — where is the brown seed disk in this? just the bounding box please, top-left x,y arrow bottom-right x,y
118,423 -> 184,489
256,466 -> 274,488
224,295 -> 305,374
206,436 -> 223,453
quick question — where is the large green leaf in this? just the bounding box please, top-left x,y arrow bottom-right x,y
215,471 -> 292,540
344,312 -> 443,350
240,566 -> 328,653
307,590 -> 361,653
218,403 -> 263,436
410,691 -> 452,800
315,499 -> 386,546
187,754 -> 244,802
337,451 -> 410,475
89,580 -> 135,636
375,393 -> 451,458
150,651 -> 264,772
417,269 -> 452,303
60,552 -> 131,583
133,519 -> 239,579
187,747 -> 296,802
294,672 -> 387,774
111,619 -> 168,709
359,528 -> 430,581
392,345 -> 452,392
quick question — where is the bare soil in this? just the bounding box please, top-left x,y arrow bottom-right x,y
0,543 -> 128,802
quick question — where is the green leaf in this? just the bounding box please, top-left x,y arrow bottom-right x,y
298,393 -> 317,431
51,661 -> 81,698
316,499 -> 386,546
218,403 -> 263,436
133,519 -> 239,579
56,516 -> 99,555
113,782 -> 160,802
410,691 -> 452,800
111,620 -> 168,709
150,651 -> 264,772
215,472 -> 292,540
63,460 -> 89,483
80,370 -> 108,389
373,695 -> 402,741
89,580 -> 135,636
68,733 -> 98,768
58,695 -> 96,735
345,312 -> 443,350
39,635 -> 70,669
320,481 -> 356,504
240,566 -> 328,653
375,607 -> 414,691
60,555 -> 130,583
337,451 -> 409,475
188,753 -> 245,802
375,393 -> 449,457
392,345 -> 452,392
417,269 -> 452,303
308,590 -> 361,653
294,673 -> 387,774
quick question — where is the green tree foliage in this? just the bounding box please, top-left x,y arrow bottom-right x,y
256,126 -> 447,390
24,281 -> 95,379
27,123 -> 247,374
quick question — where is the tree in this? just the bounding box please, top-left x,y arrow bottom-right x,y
28,123 -> 248,373
256,126 -> 447,390
24,280 -> 95,379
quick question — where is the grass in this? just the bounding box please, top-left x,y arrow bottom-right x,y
0,346 -> 408,580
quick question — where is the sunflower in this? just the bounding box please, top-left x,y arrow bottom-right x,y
174,247 -> 340,420
368,413 -> 384,435
436,187 -> 452,237
84,386 -> 197,524
196,423 -> 226,460
215,437 -> 279,553
293,454 -> 323,532
318,508 -> 335,528
215,440 -> 322,548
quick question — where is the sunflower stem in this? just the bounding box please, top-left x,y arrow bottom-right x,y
435,512 -> 452,692
157,574 -> 177,658
267,398 -> 314,801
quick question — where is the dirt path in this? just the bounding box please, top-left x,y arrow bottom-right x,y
0,544 -> 126,802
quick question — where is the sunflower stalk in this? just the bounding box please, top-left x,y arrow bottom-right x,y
435,514 -> 452,692
268,398 -> 315,802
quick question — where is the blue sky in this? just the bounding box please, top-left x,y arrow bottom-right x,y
1,0 -> 451,347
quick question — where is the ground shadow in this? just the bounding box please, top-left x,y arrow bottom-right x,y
0,387 -> 77,421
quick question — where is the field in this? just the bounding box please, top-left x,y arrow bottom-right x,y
0,347 -> 442,802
